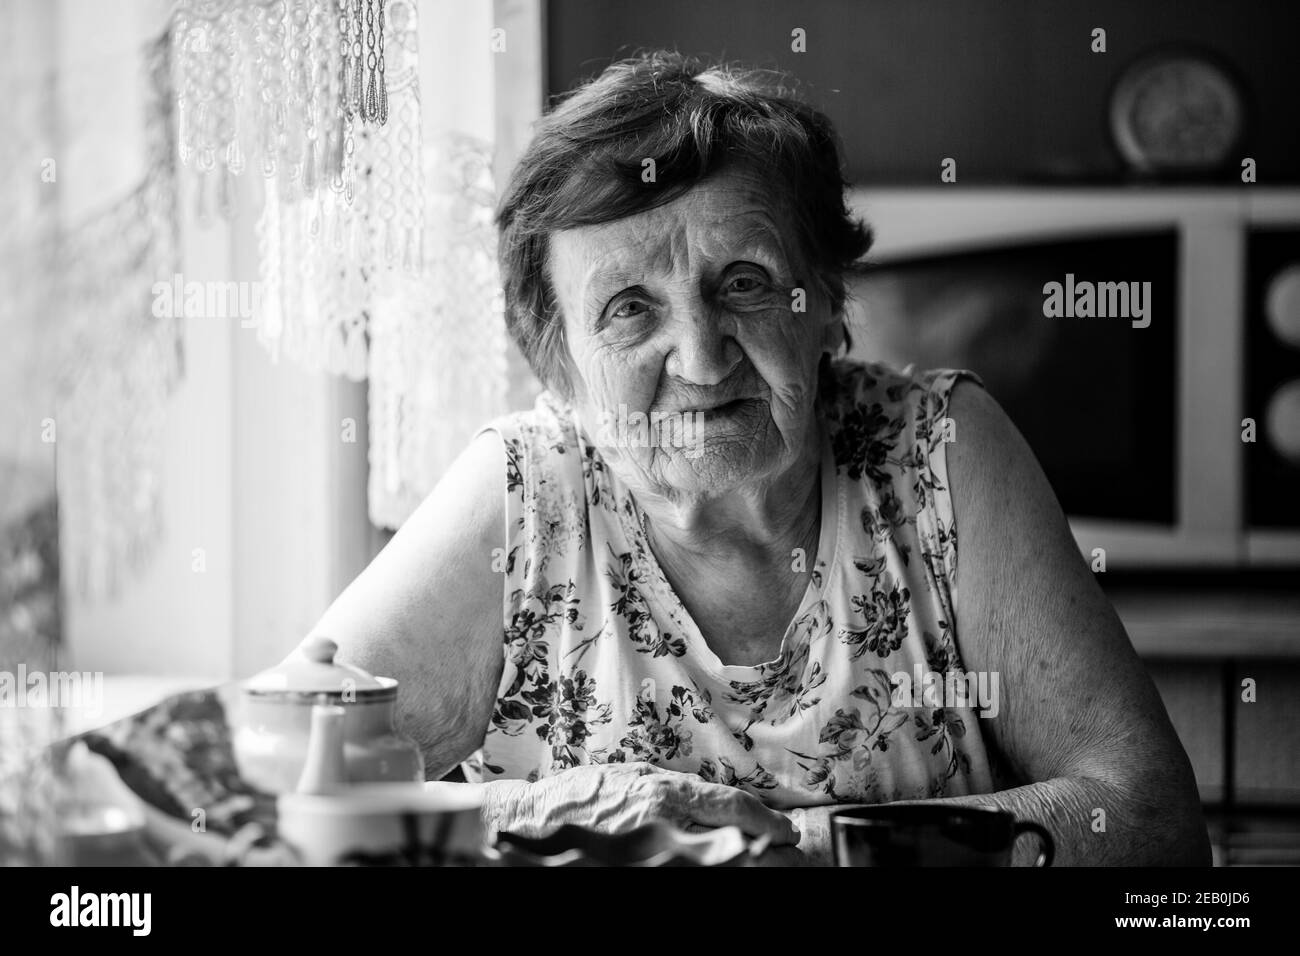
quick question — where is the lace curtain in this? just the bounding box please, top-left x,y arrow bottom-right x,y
240,0 -> 511,528
1,0 -> 181,862
1,5 -> 183,608
2,0 -> 517,626
248,0 -> 422,379
367,131 -> 508,527
56,35 -> 183,599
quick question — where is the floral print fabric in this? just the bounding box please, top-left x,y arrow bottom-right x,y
462,360 -> 996,809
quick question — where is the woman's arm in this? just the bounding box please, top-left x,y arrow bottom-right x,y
312,431 -> 507,778
942,381 -> 1210,864
793,382 -> 1211,866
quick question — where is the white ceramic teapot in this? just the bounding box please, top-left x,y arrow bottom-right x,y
231,635 -> 424,794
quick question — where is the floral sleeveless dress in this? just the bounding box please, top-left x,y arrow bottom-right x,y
462,359 -> 997,809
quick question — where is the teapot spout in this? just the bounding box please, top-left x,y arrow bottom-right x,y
296,702 -> 348,794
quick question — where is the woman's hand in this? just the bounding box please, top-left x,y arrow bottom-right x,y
481,762 -> 801,847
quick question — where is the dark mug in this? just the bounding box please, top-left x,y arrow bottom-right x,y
831,805 -> 1053,867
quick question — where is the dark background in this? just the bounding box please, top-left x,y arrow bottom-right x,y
548,0 -> 1300,185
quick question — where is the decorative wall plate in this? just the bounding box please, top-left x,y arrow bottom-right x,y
1109,50 -> 1246,174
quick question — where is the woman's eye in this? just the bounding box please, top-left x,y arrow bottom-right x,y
724,269 -> 768,296
610,297 -> 651,320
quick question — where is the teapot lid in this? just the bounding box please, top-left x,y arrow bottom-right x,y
244,636 -> 389,695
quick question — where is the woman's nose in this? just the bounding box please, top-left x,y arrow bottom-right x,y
662,309 -> 742,386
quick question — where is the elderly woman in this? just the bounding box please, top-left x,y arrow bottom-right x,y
313,52 -> 1209,865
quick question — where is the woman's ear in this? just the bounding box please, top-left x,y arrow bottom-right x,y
810,272 -> 850,356
820,312 -> 848,355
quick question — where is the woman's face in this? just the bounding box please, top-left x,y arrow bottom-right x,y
547,165 -> 841,500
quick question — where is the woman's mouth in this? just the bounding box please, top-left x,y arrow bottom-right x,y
684,398 -> 765,428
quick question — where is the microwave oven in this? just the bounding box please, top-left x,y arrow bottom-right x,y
844,188 -> 1300,570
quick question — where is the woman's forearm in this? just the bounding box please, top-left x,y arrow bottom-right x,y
789,776 -> 1212,866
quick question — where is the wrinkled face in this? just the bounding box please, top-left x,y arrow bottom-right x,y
547,165 -> 841,500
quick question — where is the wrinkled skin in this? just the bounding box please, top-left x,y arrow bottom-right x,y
547,165 -> 844,521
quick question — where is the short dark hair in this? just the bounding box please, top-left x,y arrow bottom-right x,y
496,50 -> 872,395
